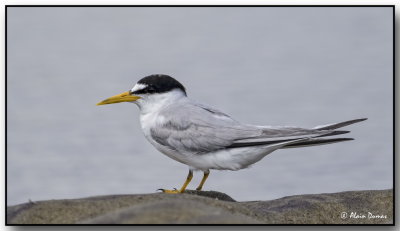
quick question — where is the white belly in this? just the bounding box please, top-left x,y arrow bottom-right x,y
182,147 -> 278,171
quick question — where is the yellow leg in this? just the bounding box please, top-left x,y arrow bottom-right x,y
196,170 -> 210,191
159,170 -> 193,194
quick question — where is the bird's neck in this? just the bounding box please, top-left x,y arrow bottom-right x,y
138,89 -> 187,115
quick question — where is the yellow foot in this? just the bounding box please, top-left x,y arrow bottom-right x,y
157,188 -> 183,194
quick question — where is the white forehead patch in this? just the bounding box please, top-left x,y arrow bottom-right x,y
131,83 -> 147,92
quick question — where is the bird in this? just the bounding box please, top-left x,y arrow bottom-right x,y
97,74 -> 367,194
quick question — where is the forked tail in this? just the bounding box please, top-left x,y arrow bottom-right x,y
282,118 -> 367,149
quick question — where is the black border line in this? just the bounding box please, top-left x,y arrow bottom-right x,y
4,5 -> 395,226
3,4 -> 396,7
5,4 -> 8,227
392,5 -> 396,226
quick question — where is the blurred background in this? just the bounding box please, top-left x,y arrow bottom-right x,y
7,7 -> 393,205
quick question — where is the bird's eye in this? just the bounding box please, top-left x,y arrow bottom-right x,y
146,86 -> 156,93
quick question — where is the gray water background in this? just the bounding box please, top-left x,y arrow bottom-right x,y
7,7 -> 393,205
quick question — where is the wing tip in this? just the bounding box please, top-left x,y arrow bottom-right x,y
284,137 -> 354,148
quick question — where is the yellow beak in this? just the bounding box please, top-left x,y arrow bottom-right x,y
96,91 -> 141,105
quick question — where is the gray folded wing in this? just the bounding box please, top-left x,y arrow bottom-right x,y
150,102 -> 365,154
150,102 -> 261,153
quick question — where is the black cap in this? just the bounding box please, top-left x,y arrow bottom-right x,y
132,74 -> 186,95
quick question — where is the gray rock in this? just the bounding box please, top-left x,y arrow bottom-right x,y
242,189 -> 393,224
7,189 -> 392,224
80,199 -> 259,224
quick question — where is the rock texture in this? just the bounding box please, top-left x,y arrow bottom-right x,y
7,189 -> 393,224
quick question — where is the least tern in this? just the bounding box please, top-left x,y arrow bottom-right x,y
97,74 -> 366,194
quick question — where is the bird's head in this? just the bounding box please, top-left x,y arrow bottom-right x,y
96,74 -> 187,109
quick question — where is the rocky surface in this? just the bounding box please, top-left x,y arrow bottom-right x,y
7,189 -> 393,224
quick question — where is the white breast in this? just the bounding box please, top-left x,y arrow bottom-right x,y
140,111 -> 193,165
